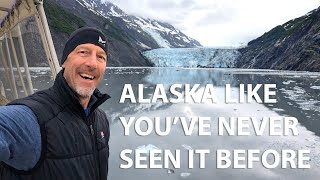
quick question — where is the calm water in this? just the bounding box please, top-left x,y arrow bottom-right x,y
2,67 -> 320,180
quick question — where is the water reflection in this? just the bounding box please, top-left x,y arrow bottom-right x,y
2,67 -> 320,180
101,68 -> 320,136
101,67 -> 320,180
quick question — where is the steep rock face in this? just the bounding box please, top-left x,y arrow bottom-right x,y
237,7 -> 320,72
43,0 -> 201,67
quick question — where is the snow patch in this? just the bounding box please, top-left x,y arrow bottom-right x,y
137,42 -> 151,49
134,17 -> 172,48
109,6 -> 122,17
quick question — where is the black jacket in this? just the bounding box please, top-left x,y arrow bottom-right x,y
0,70 -> 110,180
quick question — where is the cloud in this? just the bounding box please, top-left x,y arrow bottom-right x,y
180,0 -> 195,8
146,1 -> 187,10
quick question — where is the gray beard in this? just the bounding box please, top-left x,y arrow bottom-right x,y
74,86 -> 95,98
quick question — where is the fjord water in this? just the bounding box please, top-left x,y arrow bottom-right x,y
101,67 -> 320,180
26,67 -> 320,179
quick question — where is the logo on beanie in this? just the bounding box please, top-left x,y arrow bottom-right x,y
98,36 -> 106,46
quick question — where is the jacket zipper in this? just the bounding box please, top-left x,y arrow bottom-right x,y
87,116 -> 100,180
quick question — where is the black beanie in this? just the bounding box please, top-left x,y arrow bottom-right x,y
60,27 -> 108,66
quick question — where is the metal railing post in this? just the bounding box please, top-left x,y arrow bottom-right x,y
0,43 -> 14,95
4,33 -> 18,99
35,0 -> 61,77
16,24 -> 34,94
8,31 -> 28,96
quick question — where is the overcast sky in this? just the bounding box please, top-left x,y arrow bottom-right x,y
104,0 -> 320,47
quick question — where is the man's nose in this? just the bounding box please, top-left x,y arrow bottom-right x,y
84,53 -> 98,69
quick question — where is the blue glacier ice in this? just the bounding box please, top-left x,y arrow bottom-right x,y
142,48 -> 241,68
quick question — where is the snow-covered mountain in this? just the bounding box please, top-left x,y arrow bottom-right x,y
44,0 -> 201,67
75,0 -> 201,49
143,48 -> 240,68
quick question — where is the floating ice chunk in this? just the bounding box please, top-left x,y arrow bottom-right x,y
293,86 -> 305,94
136,144 -> 161,155
166,168 -> 174,174
282,80 -> 295,85
272,108 -> 285,112
35,71 -> 48,75
180,172 -> 191,178
182,144 -> 193,150
311,86 -> 320,90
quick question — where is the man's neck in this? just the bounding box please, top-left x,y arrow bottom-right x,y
79,97 -> 90,109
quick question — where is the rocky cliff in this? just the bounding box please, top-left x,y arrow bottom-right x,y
237,6 -> 320,72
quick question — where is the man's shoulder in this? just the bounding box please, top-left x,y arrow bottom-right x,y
8,88 -> 61,123
8,88 -> 52,105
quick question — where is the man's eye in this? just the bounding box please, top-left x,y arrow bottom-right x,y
98,55 -> 106,61
79,51 -> 88,55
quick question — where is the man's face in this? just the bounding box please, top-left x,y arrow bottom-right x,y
62,43 -> 107,98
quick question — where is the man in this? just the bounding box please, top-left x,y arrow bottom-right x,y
0,27 -> 110,180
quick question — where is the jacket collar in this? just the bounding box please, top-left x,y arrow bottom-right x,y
51,70 -> 110,114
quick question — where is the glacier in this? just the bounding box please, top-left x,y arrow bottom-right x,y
142,48 -> 241,68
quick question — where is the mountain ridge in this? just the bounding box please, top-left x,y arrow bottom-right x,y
237,6 -> 320,72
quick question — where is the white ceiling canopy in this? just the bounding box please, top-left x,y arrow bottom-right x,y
0,0 -> 17,26
0,0 -> 37,37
